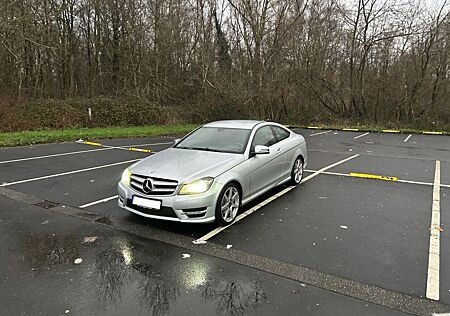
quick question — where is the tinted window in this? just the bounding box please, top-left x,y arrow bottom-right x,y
271,126 -> 290,142
176,127 -> 251,154
252,126 -> 277,151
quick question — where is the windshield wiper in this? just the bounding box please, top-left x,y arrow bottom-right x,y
177,146 -> 226,153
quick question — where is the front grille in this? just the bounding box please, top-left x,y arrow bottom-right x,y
130,174 -> 178,196
126,199 -> 177,218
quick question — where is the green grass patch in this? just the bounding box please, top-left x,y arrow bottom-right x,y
1,121 -> 447,148
0,124 -> 199,148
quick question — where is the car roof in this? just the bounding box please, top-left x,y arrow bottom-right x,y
204,120 -> 264,130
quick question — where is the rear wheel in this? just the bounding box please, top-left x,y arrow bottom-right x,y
289,157 -> 303,185
215,183 -> 240,226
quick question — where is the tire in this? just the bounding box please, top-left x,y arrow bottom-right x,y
215,183 -> 240,226
289,157 -> 304,185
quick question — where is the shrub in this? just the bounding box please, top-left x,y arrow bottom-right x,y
0,97 -> 170,132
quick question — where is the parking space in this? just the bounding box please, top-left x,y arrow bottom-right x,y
0,141 -> 172,186
9,164 -> 128,207
211,175 -> 431,297
0,142 -> 100,162
443,161 -> 450,185
0,136 -> 172,163
0,149 -> 142,184
327,155 -> 435,183
1,129 -> 449,313
298,128 -> 450,162
303,150 -> 352,171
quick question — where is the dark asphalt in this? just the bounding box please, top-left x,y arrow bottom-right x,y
1,128 -> 449,315
443,161 -> 450,184
0,195 -> 408,316
213,176 -> 431,297
328,155 -> 435,183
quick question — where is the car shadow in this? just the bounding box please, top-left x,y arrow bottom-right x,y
125,213 -> 217,239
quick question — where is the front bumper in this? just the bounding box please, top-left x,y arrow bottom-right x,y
117,181 -> 217,223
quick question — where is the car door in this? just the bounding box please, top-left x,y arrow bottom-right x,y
270,125 -> 292,177
248,126 -> 285,196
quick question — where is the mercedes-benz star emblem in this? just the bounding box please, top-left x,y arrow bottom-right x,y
142,179 -> 153,193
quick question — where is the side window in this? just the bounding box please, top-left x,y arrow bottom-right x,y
252,126 -> 276,151
271,126 -> 290,142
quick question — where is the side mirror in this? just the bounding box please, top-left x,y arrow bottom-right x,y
254,145 -> 270,155
174,139 -> 181,145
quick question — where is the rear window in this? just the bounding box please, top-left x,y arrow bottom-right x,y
271,126 -> 290,142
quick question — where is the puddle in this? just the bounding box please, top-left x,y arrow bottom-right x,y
202,280 -> 266,315
89,238 -> 267,315
18,232 -> 268,315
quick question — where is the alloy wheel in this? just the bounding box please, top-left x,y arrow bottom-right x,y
293,158 -> 303,184
220,186 -> 240,223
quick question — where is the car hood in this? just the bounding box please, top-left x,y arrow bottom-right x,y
130,148 -> 244,182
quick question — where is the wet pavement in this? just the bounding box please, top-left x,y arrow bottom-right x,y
0,195 -> 408,316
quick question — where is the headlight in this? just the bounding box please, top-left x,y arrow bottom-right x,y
121,168 -> 131,186
179,177 -> 214,195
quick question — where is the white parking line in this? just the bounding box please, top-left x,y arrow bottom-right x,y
195,154 -> 360,242
0,148 -> 112,164
404,134 -> 412,143
309,130 -> 331,137
354,132 -> 370,139
0,159 -> 140,187
304,169 -> 450,188
79,195 -> 118,208
426,160 -> 441,301
0,142 -> 172,165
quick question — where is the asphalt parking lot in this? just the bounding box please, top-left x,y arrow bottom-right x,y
1,128 -> 449,315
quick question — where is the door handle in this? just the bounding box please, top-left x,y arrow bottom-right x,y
276,148 -> 282,153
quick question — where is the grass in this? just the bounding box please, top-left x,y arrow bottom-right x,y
0,124 -> 199,148
1,121 -> 447,148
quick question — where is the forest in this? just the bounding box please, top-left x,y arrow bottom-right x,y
0,0 -> 449,131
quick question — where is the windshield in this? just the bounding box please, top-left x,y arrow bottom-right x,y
175,126 -> 251,154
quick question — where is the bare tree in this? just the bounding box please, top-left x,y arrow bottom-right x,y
0,0 -> 449,129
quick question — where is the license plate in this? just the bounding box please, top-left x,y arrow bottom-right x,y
132,196 -> 161,210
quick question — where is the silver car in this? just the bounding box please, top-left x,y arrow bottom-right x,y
117,120 -> 307,225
